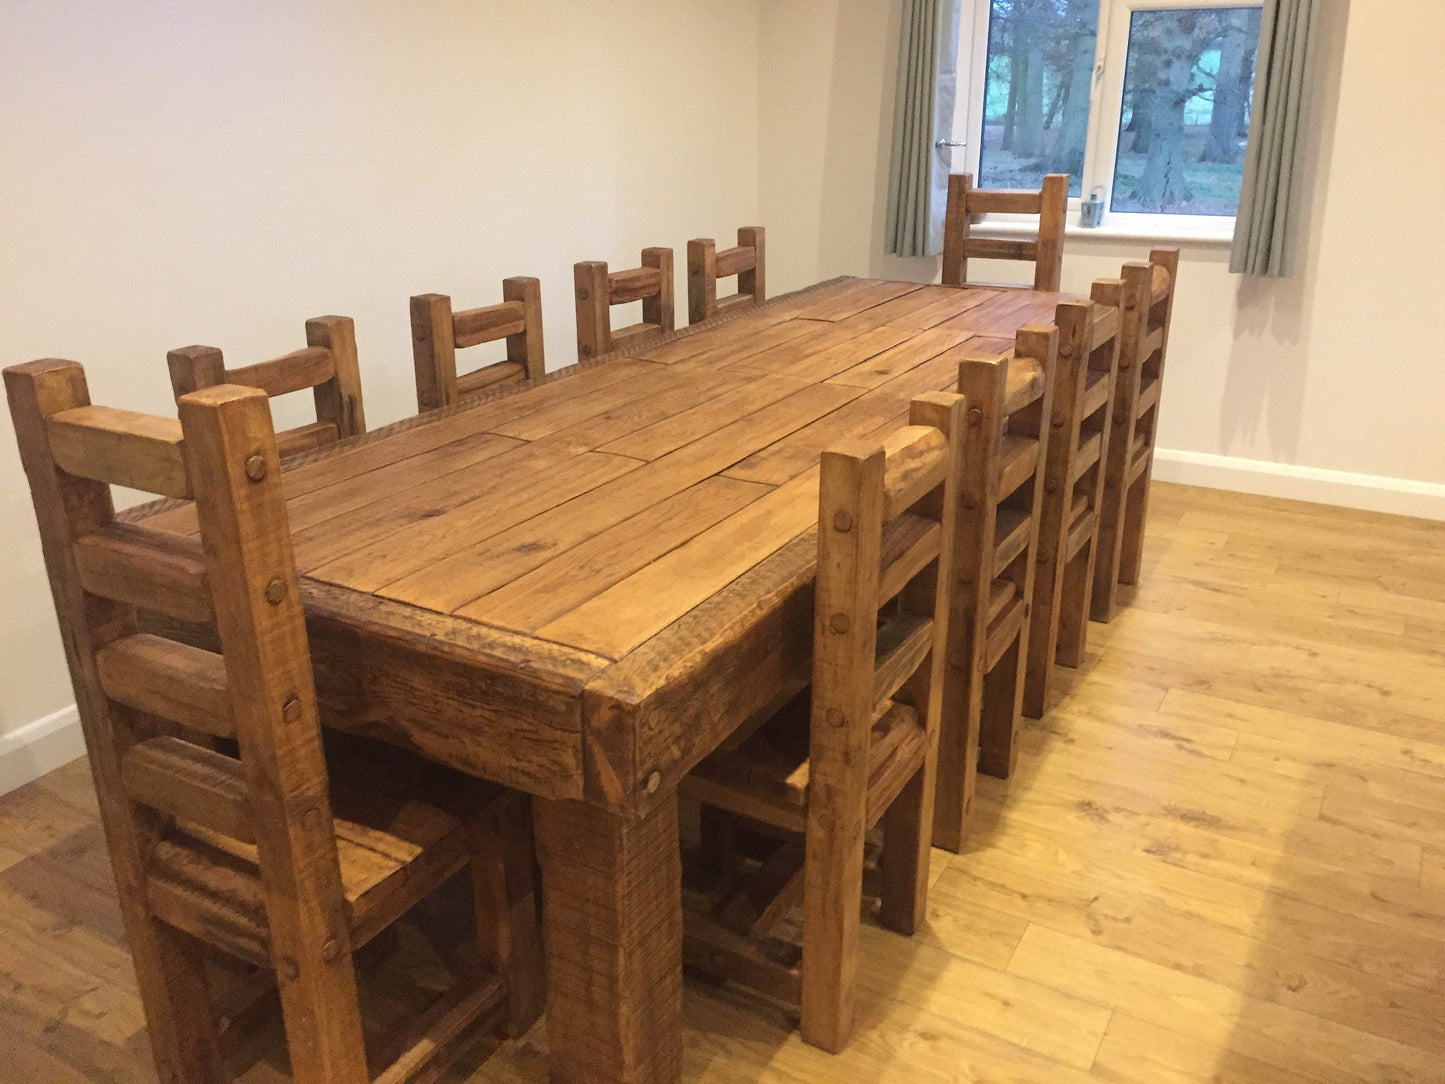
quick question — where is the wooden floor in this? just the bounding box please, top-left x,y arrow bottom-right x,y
5,481 -> 1445,1083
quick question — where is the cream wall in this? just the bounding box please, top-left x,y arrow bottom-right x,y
0,0 -> 761,747
760,0 -> 1445,512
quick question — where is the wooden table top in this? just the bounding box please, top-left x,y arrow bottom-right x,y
138,277 -> 1067,811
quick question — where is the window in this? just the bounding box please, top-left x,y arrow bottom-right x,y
952,0 -> 1263,224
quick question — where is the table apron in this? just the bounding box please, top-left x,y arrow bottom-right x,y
307,613 -> 586,800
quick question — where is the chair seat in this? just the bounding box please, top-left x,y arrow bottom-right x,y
683,698 -> 926,835
145,744 -> 506,966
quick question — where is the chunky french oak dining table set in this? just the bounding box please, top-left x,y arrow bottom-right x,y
7,179 -> 1181,1084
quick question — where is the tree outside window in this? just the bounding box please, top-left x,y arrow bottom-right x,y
972,0 -> 1263,217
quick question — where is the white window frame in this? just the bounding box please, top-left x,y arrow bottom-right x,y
950,0 -> 1261,240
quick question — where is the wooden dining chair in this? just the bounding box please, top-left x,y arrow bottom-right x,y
941,173 -> 1069,292
680,392 -> 963,1053
1021,289 -> 1122,718
573,247 -> 674,359
410,278 -> 545,413
687,226 -> 766,325
1092,248 -> 1180,622
4,361 -> 541,1084
167,315 -> 365,459
932,324 -> 1057,852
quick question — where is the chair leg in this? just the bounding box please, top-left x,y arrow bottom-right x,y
1055,542 -> 1095,669
135,919 -> 229,1084
800,785 -> 868,1053
878,764 -> 932,936
271,940 -> 369,1084
978,635 -> 1025,779
472,794 -> 546,1039
931,647 -> 983,854
1119,467 -> 1152,587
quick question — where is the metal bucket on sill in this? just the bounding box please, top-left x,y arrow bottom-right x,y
1079,187 -> 1106,228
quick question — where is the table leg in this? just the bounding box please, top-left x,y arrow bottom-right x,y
533,793 -> 683,1084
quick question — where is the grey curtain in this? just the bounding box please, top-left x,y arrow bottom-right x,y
1230,0 -> 1320,277
886,0 -> 963,258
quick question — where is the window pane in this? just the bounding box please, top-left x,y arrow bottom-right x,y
978,0 -> 1100,197
1110,7 -> 1262,215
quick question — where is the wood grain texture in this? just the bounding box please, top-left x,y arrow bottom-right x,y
575,248 -> 675,360
13,484 -> 1445,1084
166,315 -> 366,463
941,173 -> 1068,291
411,279 -> 545,412
109,279 -> 1069,1082
533,794 -> 683,1084
8,363 -> 539,1084
688,226 -> 765,325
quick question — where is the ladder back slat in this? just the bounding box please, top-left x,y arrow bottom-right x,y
878,514 -> 942,606
871,613 -> 934,713
713,245 -> 758,279
95,633 -> 234,738
966,237 -> 1039,262
452,301 -> 528,349
122,736 -> 253,843
456,362 -> 527,399
225,347 -> 336,399
74,523 -> 214,624
273,420 -> 341,459
48,407 -> 192,498
997,434 -> 1040,499
880,425 -> 950,519
967,189 -> 1044,214
607,266 -> 665,305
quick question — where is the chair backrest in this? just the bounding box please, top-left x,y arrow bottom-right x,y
167,315 -> 365,459
4,360 -> 361,1063
411,277 -> 545,413
687,226 -> 766,325
1136,247 -> 1179,406
946,324 -> 1056,786
807,390 -> 963,849
1091,246 -> 1179,613
1020,292 -> 1122,717
574,247 -> 674,359
941,173 -> 1068,291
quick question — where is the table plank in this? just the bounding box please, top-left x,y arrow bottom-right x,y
304,447 -> 640,587
823,326 -> 971,389
635,317 -> 822,370
528,368 -> 744,453
942,289 -> 1059,336
726,340 -> 997,487
786,279 -> 924,322
850,284 -> 1003,329
539,467 -> 823,659
460,477 -> 771,634
375,383 -> 858,614
487,367 -> 701,441
598,375 -> 811,461
736,323 -> 919,383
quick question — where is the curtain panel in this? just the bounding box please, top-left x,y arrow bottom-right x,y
886,0 -> 963,258
1230,0 -> 1321,277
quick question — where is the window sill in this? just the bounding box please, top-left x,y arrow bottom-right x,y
973,217 -> 1235,246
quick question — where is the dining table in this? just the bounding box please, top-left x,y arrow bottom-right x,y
134,274 -> 1068,1083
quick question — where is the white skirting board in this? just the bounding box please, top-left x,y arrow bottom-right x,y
0,704 -> 85,796
1152,448 -> 1445,522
